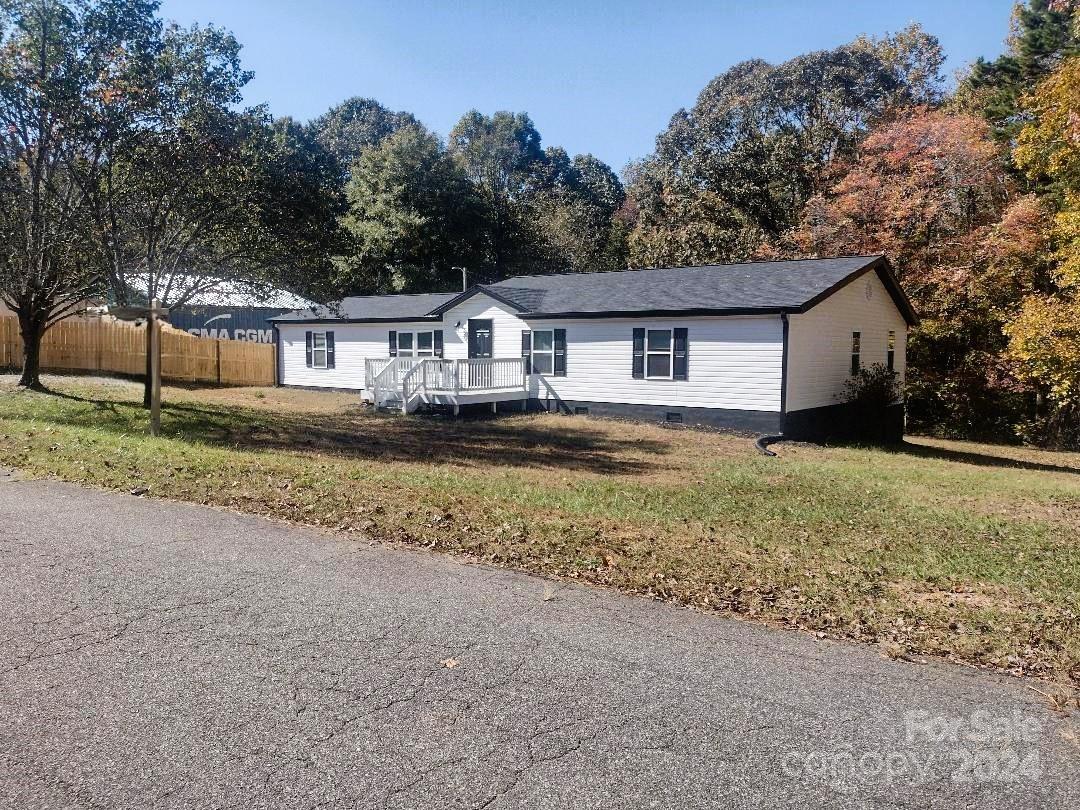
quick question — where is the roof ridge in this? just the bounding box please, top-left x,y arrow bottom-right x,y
332,291 -> 460,304
490,254 -> 883,285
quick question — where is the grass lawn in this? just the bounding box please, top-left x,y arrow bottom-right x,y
2,375 -> 1078,692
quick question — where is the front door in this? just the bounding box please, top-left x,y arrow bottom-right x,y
467,319 -> 493,387
467,319 -> 493,358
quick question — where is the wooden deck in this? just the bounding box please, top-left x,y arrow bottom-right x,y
364,357 -> 528,414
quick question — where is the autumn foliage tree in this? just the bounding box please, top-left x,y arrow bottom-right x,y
789,109 -> 1022,437
1005,53 -> 1080,444
627,26 -> 945,268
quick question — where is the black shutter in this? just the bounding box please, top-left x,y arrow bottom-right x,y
554,329 -> 566,377
434,330 -> 444,358
673,328 -> 688,380
326,331 -> 336,369
305,331 -> 313,367
388,330 -> 397,357
521,330 -> 532,374
632,328 -> 645,379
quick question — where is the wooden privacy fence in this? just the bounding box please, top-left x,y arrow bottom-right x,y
0,317 -> 276,386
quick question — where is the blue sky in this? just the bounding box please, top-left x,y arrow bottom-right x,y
158,0 -> 1014,172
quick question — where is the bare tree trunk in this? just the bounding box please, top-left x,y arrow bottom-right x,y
17,311 -> 46,390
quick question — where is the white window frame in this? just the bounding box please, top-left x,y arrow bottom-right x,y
416,331 -> 435,357
530,329 -> 554,375
396,330 -> 435,358
312,331 -> 328,369
645,329 -> 674,380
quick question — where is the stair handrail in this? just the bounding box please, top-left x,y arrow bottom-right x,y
371,357 -> 408,409
400,360 -> 427,413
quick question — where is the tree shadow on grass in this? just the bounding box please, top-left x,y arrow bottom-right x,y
31,387 -> 675,476
887,440 -> 1080,477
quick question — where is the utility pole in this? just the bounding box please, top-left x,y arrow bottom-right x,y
149,298 -> 162,437
111,300 -> 170,437
454,266 -> 468,291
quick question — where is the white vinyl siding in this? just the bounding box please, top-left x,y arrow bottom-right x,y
785,271 -> 908,412
278,321 -> 435,389
524,315 -> 784,412
440,294 -> 529,360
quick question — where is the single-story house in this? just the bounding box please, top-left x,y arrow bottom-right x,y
270,255 -> 917,441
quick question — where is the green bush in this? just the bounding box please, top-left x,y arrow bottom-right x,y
843,363 -> 901,411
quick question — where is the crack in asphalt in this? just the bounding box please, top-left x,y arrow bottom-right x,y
1,480 -> 1077,810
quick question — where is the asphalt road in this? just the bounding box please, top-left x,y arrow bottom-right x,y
1,477 -> 1077,809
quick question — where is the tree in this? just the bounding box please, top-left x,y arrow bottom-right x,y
72,19 -> 341,405
307,96 -> 417,181
339,124 -> 482,293
528,149 -> 628,274
958,0 -> 1079,143
852,23 -> 946,107
628,32 -> 944,268
0,0 -> 159,389
787,109 -> 1019,438
448,110 -> 546,280
791,110 -> 1006,272
1013,54 -> 1080,191
252,116 -> 347,303
1003,52 -> 1080,444
1005,293 -> 1080,444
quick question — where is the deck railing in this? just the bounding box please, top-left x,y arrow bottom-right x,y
365,357 -> 421,391
366,357 -> 527,412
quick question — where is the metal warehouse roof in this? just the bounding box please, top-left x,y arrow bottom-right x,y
272,255 -> 916,326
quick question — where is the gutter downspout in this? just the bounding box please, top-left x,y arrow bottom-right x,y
757,311 -> 789,457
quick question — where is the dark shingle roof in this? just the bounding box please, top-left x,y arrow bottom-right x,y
271,256 -> 917,325
482,256 -> 882,316
270,292 -> 456,323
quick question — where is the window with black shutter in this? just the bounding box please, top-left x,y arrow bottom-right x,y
645,329 -> 673,378
393,330 -> 436,357
434,330 -> 444,358
673,328 -> 688,381
311,332 -> 329,369
531,330 -> 554,374
887,330 -> 896,371
305,331 -> 313,367
632,328 -> 645,378
523,329 -> 563,375
388,331 -> 398,357
553,328 -> 566,377
850,331 -> 861,376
